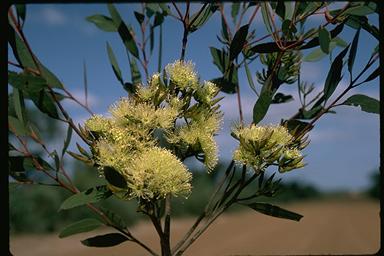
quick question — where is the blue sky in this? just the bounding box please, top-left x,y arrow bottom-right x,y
9,3 -> 379,192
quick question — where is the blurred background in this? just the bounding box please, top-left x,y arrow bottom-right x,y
9,2 -> 379,255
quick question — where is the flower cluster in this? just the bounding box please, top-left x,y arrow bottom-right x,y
232,124 -> 307,173
84,60 -> 223,200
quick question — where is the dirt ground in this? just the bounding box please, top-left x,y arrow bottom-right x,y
10,198 -> 380,256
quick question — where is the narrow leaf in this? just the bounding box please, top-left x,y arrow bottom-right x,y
189,4 -> 218,32
106,42 -> 124,85
29,90 -> 59,119
300,23 -> 344,50
323,45 -> 350,101
342,94 -> 379,114
108,4 -> 139,59
303,42 -> 337,62
9,116 -> 29,136
129,57 -> 141,85
261,3 -> 273,35
59,219 -> 102,238
348,28 -> 360,74
361,67 -> 379,84
134,11 -> 145,25
15,4 -> 26,25
242,202 -> 303,221
81,233 -> 129,247
253,87 -> 273,124
344,5 -> 375,16
86,15 -> 117,32
12,88 -> 26,126
229,24 -> 249,61
244,61 -> 257,94
318,27 -> 331,54
231,3 -> 240,23
249,41 -> 299,54
61,123 -> 73,157
209,47 -> 226,73
38,61 -> 65,89
104,166 -> 127,189
59,186 -> 113,210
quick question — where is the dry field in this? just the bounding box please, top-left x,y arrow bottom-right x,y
10,198 -> 380,256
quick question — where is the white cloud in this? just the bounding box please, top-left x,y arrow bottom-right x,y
40,7 -> 68,26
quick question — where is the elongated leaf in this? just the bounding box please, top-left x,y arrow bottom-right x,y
86,14 -> 117,32
12,88 -> 26,126
284,2 -> 294,20
300,23 -> 344,50
342,94 -> 379,114
129,57 -> 141,85
8,71 -> 46,92
81,233 -> 129,247
242,202 -> 303,221
108,4 -> 139,59
253,86 -> 273,124
244,61 -> 257,94
344,5 -> 375,16
106,42 -> 124,85
28,90 -> 59,119
61,123 -> 73,157
189,4 -> 218,32
38,61 -> 65,89
271,92 -> 293,104
261,3 -> 273,35
231,3 -> 240,23
318,27 -> 331,54
303,42 -> 337,62
8,116 -> 29,136
209,47 -> 227,73
348,29 -> 360,74
13,29 -> 37,69
59,219 -> 102,238
134,11 -> 145,24
360,67 -> 379,84
323,45 -> 350,101
332,37 -> 348,48
100,207 -> 128,229
59,186 -> 113,210
153,12 -> 164,27
9,156 -> 31,182
282,119 -> 313,136
345,15 -> 378,40
249,41 -> 299,55
104,166 -> 127,189
229,24 -> 249,61
15,4 -> 26,25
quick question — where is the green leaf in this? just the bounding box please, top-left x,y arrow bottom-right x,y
59,219 -> 102,238
303,42 -> 337,62
284,2 -> 294,20
231,3 -> 240,23
29,90 -> 59,119
81,233 -> 129,247
8,116 -> 29,136
318,27 -> 331,54
59,186 -> 113,211
253,86 -> 273,124
100,207 -> 128,229
348,29 -> 360,74
103,166 -> 127,189
229,24 -> 249,61
209,47 -> 227,73
129,57 -> 141,85
344,5 -> 375,16
261,3 -> 273,35
86,14 -> 117,32
189,4 -> 218,33
332,37 -> 348,48
106,42 -> 124,85
8,156 -> 31,182
108,3 -> 139,59
15,4 -> 26,25
153,12 -> 164,27
241,202 -> 303,221
271,92 -> 293,104
159,3 -> 171,15
61,123 -> 73,157
342,94 -> 379,114
323,45 -> 350,101
8,71 -> 47,92
300,23 -> 344,50
360,67 -> 379,84
249,41 -> 298,54
14,28 -> 37,69
282,119 -> 313,136
134,11 -> 145,24
12,88 -> 26,126
345,15 -> 378,40
38,61 -> 65,89
244,61 -> 257,94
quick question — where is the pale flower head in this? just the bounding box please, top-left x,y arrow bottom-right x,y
128,147 -> 192,199
165,60 -> 198,90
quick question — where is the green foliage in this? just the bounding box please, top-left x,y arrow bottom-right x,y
59,186 -> 113,211
81,233 -> 129,247
59,218 -> 102,238
342,94 -> 379,114
239,202 -> 303,221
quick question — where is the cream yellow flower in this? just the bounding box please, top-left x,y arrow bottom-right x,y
128,147 -> 192,199
165,60 -> 198,90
